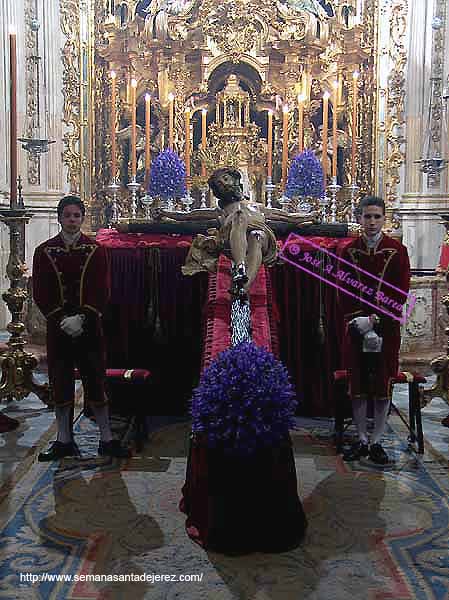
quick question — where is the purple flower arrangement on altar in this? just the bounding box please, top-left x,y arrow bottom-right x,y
191,342 -> 297,455
148,149 -> 187,199
285,149 -> 325,200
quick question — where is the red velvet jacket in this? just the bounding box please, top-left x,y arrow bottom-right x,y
32,232 -> 110,324
337,234 -> 411,397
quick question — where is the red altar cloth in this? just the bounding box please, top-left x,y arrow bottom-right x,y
96,229 -> 194,249
438,242 -> 449,272
96,229 -> 208,414
96,229 -> 352,416
180,435 -> 307,553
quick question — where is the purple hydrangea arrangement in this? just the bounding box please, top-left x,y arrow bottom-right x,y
148,149 -> 187,199
285,149 -> 324,199
191,342 -> 297,455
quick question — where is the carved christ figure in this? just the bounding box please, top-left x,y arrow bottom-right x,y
166,168 -> 318,297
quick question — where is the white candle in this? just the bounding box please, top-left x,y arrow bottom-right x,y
351,71 -> 360,182
282,104 -> 289,187
145,93 -> 151,187
130,78 -> 137,179
322,92 -> 330,179
168,92 -> 174,149
9,27 -> 17,208
332,80 -> 339,178
110,71 -> 117,181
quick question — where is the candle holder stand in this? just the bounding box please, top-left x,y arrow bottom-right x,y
0,208 -> 50,406
127,179 -> 140,219
327,176 -> 341,223
140,194 -> 154,220
347,182 -> 359,222
182,190 -> 193,212
279,194 -> 290,213
265,176 -> 275,209
200,185 -> 208,209
319,193 -> 329,223
107,180 -> 121,225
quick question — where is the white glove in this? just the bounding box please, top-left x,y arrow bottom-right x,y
362,330 -> 383,353
349,315 -> 378,335
60,314 -> 85,338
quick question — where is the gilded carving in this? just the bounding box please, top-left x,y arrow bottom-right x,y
60,0 -> 81,192
64,0 -> 380,219
384,0 -> 407,211
199,0 -> 267,59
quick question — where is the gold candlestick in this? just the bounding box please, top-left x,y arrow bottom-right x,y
0,206 -> 50,405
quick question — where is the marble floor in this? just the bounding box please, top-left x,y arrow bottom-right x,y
0,327 -> 448,493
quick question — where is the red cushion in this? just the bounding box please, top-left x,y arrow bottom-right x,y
390,372 -> 427,385
333,370 -> 349,382
74,368 -> 151,381
106,368 -> 151,381
333,370 -> 426,385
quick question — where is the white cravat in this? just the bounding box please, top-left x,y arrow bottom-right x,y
364,231 -> 382,249
60,230 -> 81,247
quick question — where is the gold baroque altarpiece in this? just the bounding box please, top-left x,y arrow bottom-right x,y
59,0 -> 409,227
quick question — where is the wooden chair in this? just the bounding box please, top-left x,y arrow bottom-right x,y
333,370 -> 426,455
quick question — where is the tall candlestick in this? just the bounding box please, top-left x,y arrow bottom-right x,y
282,104 -> 289,187
110,71 -> 117,181
267,109 -> 273,179
184,108 -> 191,185
332,81 -> 338,178
297,94 -> 304,154
145,93 -> 151,188
322,92 -> 330,179
168,92 -> 174,150
201,108 -> 207,177
9,28 -> 17,209
130,78 -> 137,179
351,71 -> 359,182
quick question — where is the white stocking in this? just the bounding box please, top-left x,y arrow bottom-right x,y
90,404 -> 113,442
371,397 -> 390,444
352,395 -> 368,444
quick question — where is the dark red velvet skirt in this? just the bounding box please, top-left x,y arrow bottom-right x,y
180,435 -> 307,554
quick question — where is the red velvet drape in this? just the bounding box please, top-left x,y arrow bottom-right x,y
97,230 -> 350,417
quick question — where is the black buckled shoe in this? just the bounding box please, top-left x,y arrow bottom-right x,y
343,441 -> 369,462
98,439 -> 131,459
38,440 -> 81,462
368,443 -> 389,465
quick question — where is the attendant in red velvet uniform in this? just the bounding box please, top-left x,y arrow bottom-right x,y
339,196 -> 410,464
33,196 -> 130,461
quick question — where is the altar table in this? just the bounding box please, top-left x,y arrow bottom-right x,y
97,229 -> 351,417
